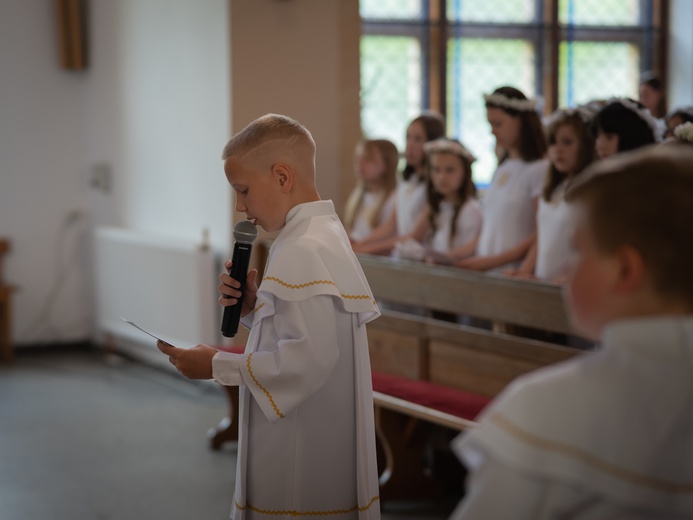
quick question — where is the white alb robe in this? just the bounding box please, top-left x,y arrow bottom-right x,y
476,158 -> 548,269
212,200 -> 381,520
450,316 -> 693,520
535,182 -> 577,281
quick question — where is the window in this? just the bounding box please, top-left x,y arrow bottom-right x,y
360,0 -> 667,184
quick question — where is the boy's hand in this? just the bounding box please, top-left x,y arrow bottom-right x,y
157,341 -> 216,379
218,259 -> 259,317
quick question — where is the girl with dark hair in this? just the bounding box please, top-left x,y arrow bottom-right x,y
456,86 -> 548,272
665,106 -> 693,140
352,112 -> 446,255
592,98 -> 659,159
638,71 -> 666,119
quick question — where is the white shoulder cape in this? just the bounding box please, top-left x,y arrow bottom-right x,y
454,317 -> 693,515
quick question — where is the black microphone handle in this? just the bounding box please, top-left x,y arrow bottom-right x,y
221,241 -> 253,338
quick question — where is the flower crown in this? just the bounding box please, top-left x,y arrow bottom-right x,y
545,104 -> 597,127
608,97 -> 664,142
484,92 -> 537,112
424,138 -> 476,164
674,122 -> 693,144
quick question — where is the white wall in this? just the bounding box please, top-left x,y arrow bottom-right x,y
0,0 -> 231,346
0,1 -> 90,344
86,0 -> 231,247
86,0 -> 231,245
668,0 -> 693,108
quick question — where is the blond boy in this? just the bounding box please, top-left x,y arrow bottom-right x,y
450,145 -> 693,519
159,114 -> 381,519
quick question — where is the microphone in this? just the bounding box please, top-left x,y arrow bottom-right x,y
221,220 -> 258,337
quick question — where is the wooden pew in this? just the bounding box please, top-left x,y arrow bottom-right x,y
357,253 -> 590,499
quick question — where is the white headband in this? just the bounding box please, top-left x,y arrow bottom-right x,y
424,138 -> 476,164
674,122 -> 693,144
484,92 -> 537,112
608,97 -> 664,142
545,105 -> 596,127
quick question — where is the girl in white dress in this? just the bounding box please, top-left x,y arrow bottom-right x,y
343,139 -> 398,242
506,107 -> 596,282
638,71 -> 667,119
392,138 -> 482,263
352,112 -> 446,255
457,86 -> 548,272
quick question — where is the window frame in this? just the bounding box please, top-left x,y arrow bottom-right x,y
361,0 -> 669,117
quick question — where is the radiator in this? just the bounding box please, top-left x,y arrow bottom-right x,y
94,227 -> 221,357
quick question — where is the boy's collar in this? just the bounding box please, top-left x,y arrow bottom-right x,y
284,200 -> 334,225
601,315 -> 693,359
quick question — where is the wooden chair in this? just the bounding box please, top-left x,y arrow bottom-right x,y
0,239 -> 15,363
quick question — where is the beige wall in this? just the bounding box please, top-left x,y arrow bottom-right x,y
229,0 -> 361,226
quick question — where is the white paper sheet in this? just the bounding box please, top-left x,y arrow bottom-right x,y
120,317 -> 178,346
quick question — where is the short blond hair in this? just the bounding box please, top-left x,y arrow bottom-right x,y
567,145 -> 693,306
221,114 -> 315,161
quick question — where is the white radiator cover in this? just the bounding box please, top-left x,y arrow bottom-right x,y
94,227 -> 220,353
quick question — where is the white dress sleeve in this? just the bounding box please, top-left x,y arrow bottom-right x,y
528,159 -> 549,199
380,191 -> 397,225
455,200 -> 484,247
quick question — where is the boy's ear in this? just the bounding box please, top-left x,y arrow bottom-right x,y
271,163 -> 293,193
612,244 -> 646,295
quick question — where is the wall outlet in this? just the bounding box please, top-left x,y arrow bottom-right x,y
90,163 -> 112,194
66,209 -> 83,224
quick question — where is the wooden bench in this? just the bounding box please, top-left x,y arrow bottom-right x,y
358,253 -> 590,499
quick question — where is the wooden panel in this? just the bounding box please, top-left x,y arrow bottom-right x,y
359,254 -> 574,335
429,341 -> 545,397
368,311 -> 581,397
367,328 -> 425,380
371,310 -> 580,364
